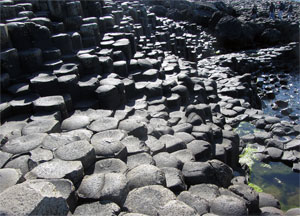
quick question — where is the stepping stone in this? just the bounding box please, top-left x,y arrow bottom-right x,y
123,185 -> 176,216
91,130 -> 127,161
127,152 -> 155,170
4,155 -> 30,176
94,158 -> 128,175
0,168 -> 22,193
166,93 -> 181,108
96,85 -> 121,110
159,134 -> 186,153
77,173 -> 128,206
2,133 -> 47,154
172,123 -> 193,133
21,120 -> 60,135
210,195 -> 247,216
52,33 -> 73,54
259,192 -> 280,208
61,115 -> 91,131
119,119 -> 147,140
73,201 -> 121,216
113,38 -> 132,60
171,149 -> 195,163
88,117 -> 119,132
145,136 -> 166,155
42,133 -> 80,151
53,63 -> 79,77
121,136 -> 150,155
55,140 -> 96,170
9,94 -> 39,115
0,180 -> 69,215
153,152 -> 183,170
25,159 -> 84,185
229,184 -> 259,214
177,191 -> 209,215
7,83 -> 30,96
187,140 -> 212,161
260,207 -> 284,216
189,184 -> 221,203
161,167 -> 186,193
29,147 -> 53,169
33,96 -> 68,119
159,200 -> 198,216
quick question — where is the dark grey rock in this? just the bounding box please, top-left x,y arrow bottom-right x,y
259,192 -> 280,208
161,167 -> 186,193
153,152 -> 183,169
22,120 -> 60,135
2,133 -> 47,154
55,140 -> 96,170
266,147 -> 283,160
61,115 -> 91,131
25,159 -> 84,185
159,134 -> 186,153
260,206 -> 284,216
159,200 -> 199,216
73,201 -> 121,216
189,183 -> 220,203
177,191 -> 209,215
0,180 -> 69,215
127,164 -> 166,190
187,140 -> 212,161
88,117 -> 119,132
119,119 -> 147,140
286,208 -> 300,216
94,158 -> 128,175
4,155 -> 30,176
78,172 -> 128,206
229,184 -> 259,213
123,185 -> 176,216
210,195 -> 247,216
121,136 -> 150,155
127,152 -> 155,170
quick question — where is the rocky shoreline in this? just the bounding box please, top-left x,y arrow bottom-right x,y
0,0 -> 299,215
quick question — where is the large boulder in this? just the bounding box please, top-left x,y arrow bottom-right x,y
215,16 -> 242,48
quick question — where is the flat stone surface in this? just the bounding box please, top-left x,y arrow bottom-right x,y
0,180 -> 69,215
25,159 -> 84,184
55,140 -> 96,169
88,117 -> 119,132
61,115 -> 91,131
127,164 -> 166,190
123,185 -> 176,216
2,133 -> 47,154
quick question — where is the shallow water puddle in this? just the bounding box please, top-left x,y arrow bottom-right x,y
251,161 -> 300,211
235,121 -> 300,211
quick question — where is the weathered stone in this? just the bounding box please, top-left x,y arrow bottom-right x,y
73,201 -> 121,216
2,133 -> 47,154
55,140 -> 96,170
210,195 -> 247,216
159,200 -> 199,216
0,180 -> 69,215
25,159 -> 84,185
123,185 -> 176,216
177,191 -> 209,215
127,164 -> 166,190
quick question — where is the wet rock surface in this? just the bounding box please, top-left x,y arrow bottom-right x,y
0,0 -> 299,215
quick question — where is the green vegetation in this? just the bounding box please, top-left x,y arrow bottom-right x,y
239,145 -> 258,171
248,183 -> 263,192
